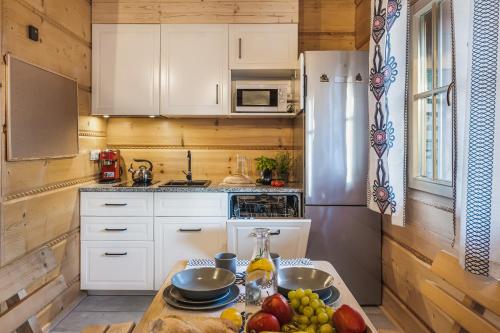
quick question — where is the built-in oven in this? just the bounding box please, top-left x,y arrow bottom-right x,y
233,81 -> 289,113
227,193 -> 311,259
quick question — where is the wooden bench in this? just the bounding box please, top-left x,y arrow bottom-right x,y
422,250 -> 500,333
0,246 -> 67,333
81,321 -> 135,333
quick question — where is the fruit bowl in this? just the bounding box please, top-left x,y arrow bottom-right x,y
278,267 -> 334,298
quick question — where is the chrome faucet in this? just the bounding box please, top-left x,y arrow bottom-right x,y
183,150 -> 193,182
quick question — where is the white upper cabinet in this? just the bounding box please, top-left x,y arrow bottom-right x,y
92,24 -> 160,116
229,24 -> 298,69
161,24 -> 229,116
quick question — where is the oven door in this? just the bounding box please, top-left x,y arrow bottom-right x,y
235,88 -> 279,112
226,219 -> 311,260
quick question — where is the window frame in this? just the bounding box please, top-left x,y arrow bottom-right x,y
408,0 -> 453,198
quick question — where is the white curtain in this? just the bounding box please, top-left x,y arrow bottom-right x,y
456,0 -> 500,279
367,0 -> 409,226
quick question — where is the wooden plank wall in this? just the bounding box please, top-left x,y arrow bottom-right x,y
107,118 -> 294,184
0,0 -> 105,330
299,0 -> 357,51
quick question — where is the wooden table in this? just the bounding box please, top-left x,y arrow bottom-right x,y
134,260 -> 377,333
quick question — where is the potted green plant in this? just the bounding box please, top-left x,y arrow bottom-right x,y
275,152 -> 293,183
255,156 -> 276,185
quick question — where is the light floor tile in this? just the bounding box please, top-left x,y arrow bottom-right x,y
74,295 -> 154,312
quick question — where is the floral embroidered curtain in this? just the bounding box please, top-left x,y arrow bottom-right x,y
367,0 -> 409,226
455,0 -> 500,279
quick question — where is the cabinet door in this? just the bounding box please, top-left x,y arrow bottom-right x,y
92,25 -> 160,116
161,24 -> 229,116
81,241 -> 154,290
154,217 -> 226,289
229,24 -> 298,69
227,219 -> 311,260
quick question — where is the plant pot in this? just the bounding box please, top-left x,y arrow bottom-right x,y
260,169 -> 273,185
278,172 -> 289,183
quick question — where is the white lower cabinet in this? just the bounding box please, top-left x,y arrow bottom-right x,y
81,241 -> 154,290
154,217 -> 226,289
227,219 -> 311,260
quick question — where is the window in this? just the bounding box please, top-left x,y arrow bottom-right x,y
410,0 -> 453,197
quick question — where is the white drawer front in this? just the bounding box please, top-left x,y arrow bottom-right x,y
155,193 -> 228,216
81,241 -> 154,290
81,192 -> 154,216
81,217 -> 153,241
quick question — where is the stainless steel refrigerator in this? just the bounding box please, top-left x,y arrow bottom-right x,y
297,51 -> 382,305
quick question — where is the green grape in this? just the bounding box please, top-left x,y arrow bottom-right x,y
319,323 -> 334,333
288,290 -> 297,299
305,325 -> 316,333
317,312 -> 329,324
304,289 -> 313,296
319,300 -> 326,308
298,324 -> 308,330
310,299 -> 320,309
302,306 -> 314,317
292,315 -> 300,323
290,298 -> 300,309
325,307 -> 334,320
315,307 -> 326,316
298,315 -> 310,325
310,316 -> 318,324
301,296 -> 310,306
296,288 -> 305,298
310,293 -> 320,300
298,305 -> 305,314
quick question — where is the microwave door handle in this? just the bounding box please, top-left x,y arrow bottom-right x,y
238,38 -> 242,59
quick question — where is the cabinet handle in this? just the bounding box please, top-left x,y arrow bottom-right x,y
238,38 -> 242,59
216,84 -> 219,104
104,227 -> 128,232
104,203 -> 127,207
104,252 -> 127,256
446,81 -> 455,106
270,230 -> 281,236
178,228 -> 202,232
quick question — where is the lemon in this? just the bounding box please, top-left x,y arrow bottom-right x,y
220,308 -> 243,328
246,258 -> 274,273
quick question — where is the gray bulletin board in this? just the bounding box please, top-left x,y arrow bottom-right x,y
6,54 -> 79,161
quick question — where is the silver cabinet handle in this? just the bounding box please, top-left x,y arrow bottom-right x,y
178,228 -> 202,232
104,227 -> 128,231
270,230 -> 281,236
216,84 -> 219,104
104,252 -> 127,256
238,38 -> 242,59
104,203 -> 127,207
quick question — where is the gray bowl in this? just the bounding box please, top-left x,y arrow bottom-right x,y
278,267 -> 334,298
171,268 -> 236,301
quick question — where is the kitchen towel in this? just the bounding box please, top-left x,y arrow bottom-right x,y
455,0 -> 500,279
367,0 -> 410,226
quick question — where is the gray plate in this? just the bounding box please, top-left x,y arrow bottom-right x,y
169,285 -> 230,305
163,284 -> 240,311
324,286 -> 341,306
171,267 -> 236,301
278,267 -> 334,298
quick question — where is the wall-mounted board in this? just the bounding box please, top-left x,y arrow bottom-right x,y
6,55 -> 79,161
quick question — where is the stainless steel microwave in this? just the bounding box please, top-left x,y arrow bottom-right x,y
233,81 -> 289,113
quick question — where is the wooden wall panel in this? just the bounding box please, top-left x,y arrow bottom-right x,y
0,0 -> 99,330
299,0 -> 356,51
354,0 -> 370,50
92,0 -> 299,24
1,186 -> 80,264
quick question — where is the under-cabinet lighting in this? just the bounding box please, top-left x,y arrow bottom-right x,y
149,115 -> 156,118
102,115 -> 110,118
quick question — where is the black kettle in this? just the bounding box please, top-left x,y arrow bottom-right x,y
128,159 -> 153,183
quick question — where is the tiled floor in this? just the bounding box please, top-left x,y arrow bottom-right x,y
50,296 -> 402,333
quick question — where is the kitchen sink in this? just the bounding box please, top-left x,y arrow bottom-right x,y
160,180 -> 212,187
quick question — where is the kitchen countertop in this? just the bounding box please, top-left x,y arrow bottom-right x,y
79,181 -> 303,193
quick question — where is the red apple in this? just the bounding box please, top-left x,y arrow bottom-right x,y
333,304 -> 367,333
246,311 -> 281,333
261,294 -> 293,324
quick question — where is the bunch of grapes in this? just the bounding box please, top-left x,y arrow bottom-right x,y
282,288 -> 335,333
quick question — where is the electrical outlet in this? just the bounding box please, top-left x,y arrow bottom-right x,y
90,149 -> 101,161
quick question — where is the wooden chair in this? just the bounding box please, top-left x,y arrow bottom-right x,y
0,246 -> 67,333
81,322 -> 135,333
422,250 -> 500,333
